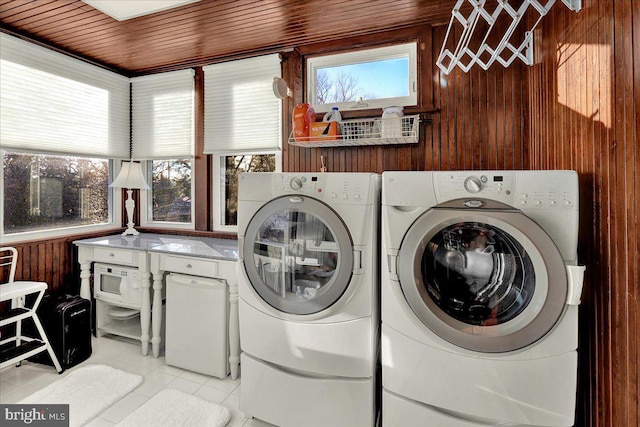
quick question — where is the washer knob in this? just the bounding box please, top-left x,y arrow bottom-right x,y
464,176 -> 483,193
290,177 -> 303,190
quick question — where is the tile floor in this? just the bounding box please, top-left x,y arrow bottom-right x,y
0,335 -> 275,426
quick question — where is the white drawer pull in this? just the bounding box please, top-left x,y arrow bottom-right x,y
186,263 -> 192,268
109,253 -> 115,257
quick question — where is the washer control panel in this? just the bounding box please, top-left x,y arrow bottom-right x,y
463,175 -> 485,193
434,171 -> 578,210
435,172 -> 514,201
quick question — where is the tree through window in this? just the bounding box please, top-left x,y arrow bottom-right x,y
307,42 -> 417,113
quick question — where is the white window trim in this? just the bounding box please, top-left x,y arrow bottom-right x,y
306,42 -> 418,113
139,160 -> 195,230
0,155 -> 123,244
212,151 -> 282,233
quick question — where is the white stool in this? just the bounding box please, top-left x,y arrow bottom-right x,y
0,278 -> 63,373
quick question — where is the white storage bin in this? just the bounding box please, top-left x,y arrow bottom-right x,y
165,273 -> 229,378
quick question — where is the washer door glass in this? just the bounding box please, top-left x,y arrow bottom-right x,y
397,207 -> 568,353
423,222 -> 535,326
243,196 -> 354,315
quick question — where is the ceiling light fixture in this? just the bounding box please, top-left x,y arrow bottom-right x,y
82,0 -> 200,21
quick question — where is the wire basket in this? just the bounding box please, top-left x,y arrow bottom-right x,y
288,114 -> 419,148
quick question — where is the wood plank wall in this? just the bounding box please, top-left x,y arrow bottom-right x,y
282,24 -> 528,173
0,230 -> 116,294
2,7 -> 637,424
527,1 -> 639,426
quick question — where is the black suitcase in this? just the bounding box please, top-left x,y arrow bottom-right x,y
29,294 -> 92,369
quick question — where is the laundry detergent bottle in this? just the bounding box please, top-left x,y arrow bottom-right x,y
322,107 -> 342,123
322,107 -> 341,137
293,103 -> 316,142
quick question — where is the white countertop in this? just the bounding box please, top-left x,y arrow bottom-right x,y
73,233 -> 238,261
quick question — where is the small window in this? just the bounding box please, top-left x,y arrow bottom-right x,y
143,159 -> 193,227
213,153 -> 280,232
2,151 -> 112,236
307,42 -> 417,113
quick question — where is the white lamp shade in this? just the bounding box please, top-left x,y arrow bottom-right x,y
110,161 -> 150,190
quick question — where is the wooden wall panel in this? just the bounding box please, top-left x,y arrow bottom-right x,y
527,0 -> 639,426
0,231 -> 114,294
1,4 -> 636,424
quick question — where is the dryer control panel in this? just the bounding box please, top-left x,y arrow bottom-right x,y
271,173 -> 328,196
270,173 -> 378,205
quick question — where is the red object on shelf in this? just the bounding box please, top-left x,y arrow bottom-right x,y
292,103 -> 316,142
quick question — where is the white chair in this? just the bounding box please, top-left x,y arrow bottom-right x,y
0,247 -> 63,373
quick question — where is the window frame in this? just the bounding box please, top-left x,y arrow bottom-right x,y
212,151 -> 282,233
140,159 -> 195,230
306,42 -> 418,113
0,152 -> 123,244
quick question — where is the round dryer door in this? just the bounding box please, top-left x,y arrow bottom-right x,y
397,204 -> 568,353
243,195 -> 354,315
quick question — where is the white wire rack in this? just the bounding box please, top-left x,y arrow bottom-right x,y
436,0 -> 582,75
288,115 -> 419,148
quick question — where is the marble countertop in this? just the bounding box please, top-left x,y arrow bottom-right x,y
73,233 -> 238,261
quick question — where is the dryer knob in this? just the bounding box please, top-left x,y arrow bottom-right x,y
290,177 -> 303,190
464,176 -> 483,193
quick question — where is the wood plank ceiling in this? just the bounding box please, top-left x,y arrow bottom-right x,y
0,0 -> 461,76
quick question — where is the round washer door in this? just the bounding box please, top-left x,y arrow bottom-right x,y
243,195 -> 354,315
397,206 -> 568,353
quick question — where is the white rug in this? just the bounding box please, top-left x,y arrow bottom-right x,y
19,364 -> 142,427
116,389 -> 231,427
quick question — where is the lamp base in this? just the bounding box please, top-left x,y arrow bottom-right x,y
122,189 -> 141,237
121,227 -> 140,236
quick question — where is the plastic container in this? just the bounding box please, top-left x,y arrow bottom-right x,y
381,106 -> 403,138
293,103 -> 316,142
323,107 -> 342,122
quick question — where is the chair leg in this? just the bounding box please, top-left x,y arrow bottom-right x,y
15,317 -> 22,367
32,314 -> 63,373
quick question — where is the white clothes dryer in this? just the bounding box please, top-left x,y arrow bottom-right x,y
238,172 -> 380,427
381,170 -> 585,427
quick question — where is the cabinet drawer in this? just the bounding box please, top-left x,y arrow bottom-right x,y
163,255 -> 218,277
93,248 -> 134,264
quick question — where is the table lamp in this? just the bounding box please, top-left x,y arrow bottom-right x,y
110,161 -> 150,236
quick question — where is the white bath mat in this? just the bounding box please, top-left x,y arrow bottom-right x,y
116,389 -> 231,427
19,364 -> 142,427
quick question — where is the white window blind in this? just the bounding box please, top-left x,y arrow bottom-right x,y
131,70 -> 195,159
0,33 -> 130,159
203,54 -> 281,154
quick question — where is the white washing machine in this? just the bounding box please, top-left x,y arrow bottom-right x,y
381,170 -> 585,427
238,172 -> 380,427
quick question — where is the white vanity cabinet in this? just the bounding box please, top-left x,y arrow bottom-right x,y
76,244 -> 152,355
149,253 -> 239,378
74,233 -> 240,379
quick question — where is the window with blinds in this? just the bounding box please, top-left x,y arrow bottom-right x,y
204,54 -> 282,232
0,33 -> 130,158
131,70 -> 195,160
203,54 -> 282,154
0,33 -> 129,241
131,70 -> 195,228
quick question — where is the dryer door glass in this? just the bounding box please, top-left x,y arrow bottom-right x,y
421,222 -> 535,326
243,196 -> 354,315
